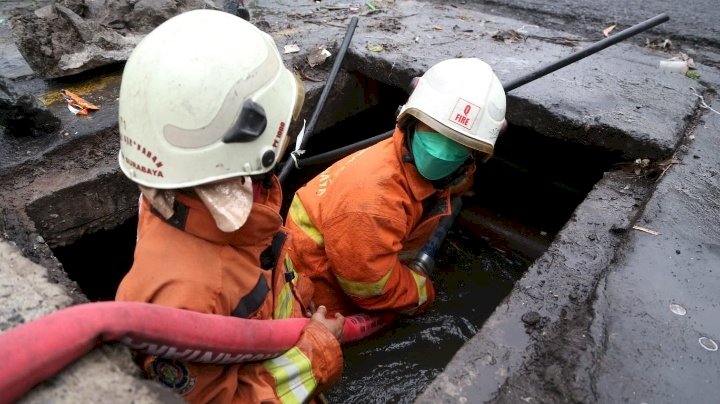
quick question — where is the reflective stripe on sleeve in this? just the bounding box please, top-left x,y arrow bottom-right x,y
400,270 -> 429,315
410,269 -> 428,306
263,347 -> 317,404
289,195 -> 324,246
335,265 -> 393,297
274,257 -> 296,319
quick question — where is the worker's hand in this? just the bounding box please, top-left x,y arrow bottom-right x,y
310,305 -> 345,341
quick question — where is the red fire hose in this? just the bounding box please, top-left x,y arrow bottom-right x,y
0,301 -> 394,402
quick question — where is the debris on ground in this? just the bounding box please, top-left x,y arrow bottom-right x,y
632,225 -> 659,236
645,38 -> 673,51
307,45 -> 332,67
284,44 -> 300,54
686,70 -> 701,80
602,24 -> 617,37
367,17 -> 403,33
526,35 -> 580,46
367,43 -> 385,52
658,52 -> 699,78
614,157 -> 681,180
492,30 -> 524,44
691,87 -> 720,115
60,89 -> 99,116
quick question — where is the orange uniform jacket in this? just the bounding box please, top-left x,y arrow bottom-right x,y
286,128 -> 451,316
116,177 -> 342,403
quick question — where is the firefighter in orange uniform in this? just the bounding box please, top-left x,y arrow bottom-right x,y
285,58 -> 507,317
115,10 -> 344,403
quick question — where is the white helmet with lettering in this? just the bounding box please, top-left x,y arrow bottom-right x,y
118,9 -> 303,189
397,58 -> 506,160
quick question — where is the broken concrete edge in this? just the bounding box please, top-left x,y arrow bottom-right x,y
4,0 -> 709,169
9,1 -> 216,79
415,170 -> 656,403
0,209 -> 86,304
0,70 -> 379,251
415,91 -> 718,402
0,240 -> 180,403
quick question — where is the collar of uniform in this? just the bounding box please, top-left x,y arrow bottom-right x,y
392,127 -> 441,202
151,191 -> 282,248
252,174 -> 283,211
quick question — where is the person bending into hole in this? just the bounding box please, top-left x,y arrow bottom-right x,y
285,58 -> 507,317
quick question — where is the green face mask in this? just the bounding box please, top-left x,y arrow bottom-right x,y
411,130 -> 470,180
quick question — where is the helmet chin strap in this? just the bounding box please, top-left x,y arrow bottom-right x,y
252,172 -> 275,189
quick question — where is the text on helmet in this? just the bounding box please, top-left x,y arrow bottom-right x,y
122,155 -> 165,178
450,98 -> 481,130
123,134 -> 165,169
272,121 -> 286,148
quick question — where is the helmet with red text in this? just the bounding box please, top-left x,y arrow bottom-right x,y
397,58 -> 506,161
118,9 -> 304,188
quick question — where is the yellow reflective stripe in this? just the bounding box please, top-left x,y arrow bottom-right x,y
274,256 -> 296,319
274,284 -> 293,319
263,347 -> 317,404
289,195 -> 324,246
336,266 -> 393,297
400,270 -> 429,315
285,255 -> 297,281
410,270 -> 428,306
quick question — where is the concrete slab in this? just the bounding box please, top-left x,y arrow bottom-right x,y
588,97 -> 720,403
0,240 -> 178,403
417,43 -> 720,404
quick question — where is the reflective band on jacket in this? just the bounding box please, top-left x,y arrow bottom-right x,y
289,195 -> 324,246
263,347 -> 317,404
335,265 -> 393,297
410,270 -> 428,307
274,257 -> 296,319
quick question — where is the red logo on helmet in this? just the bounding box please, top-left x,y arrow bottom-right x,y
450,98 -> 481,130
272,122 -> 286,148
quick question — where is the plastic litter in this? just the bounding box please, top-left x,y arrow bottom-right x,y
659,53 -> 696,76
60,89 -> 99,116
307,45 -> 332,67
283,44 -> 300,54
669,303 -> 686,316
698,337 -> 718,352
659,60 -> 689,75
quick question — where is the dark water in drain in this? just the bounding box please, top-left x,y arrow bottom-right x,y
326,232 -> 524,403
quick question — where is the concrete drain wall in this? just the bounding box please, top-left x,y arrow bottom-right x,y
38,76 -> 628,403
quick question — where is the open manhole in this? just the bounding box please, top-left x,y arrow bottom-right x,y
46,76 -> 622,402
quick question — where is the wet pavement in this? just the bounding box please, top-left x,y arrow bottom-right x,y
1,0 -> 719,403
589,99 -> 720,403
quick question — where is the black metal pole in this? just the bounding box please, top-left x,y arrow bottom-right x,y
291,13 -> 670,168
278,16 -> 359,184
503,13 -> 669,92
295,129 -> 394,168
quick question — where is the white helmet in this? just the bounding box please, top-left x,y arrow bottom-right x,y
397,58 -> 506,159
118,9 -> 303,189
